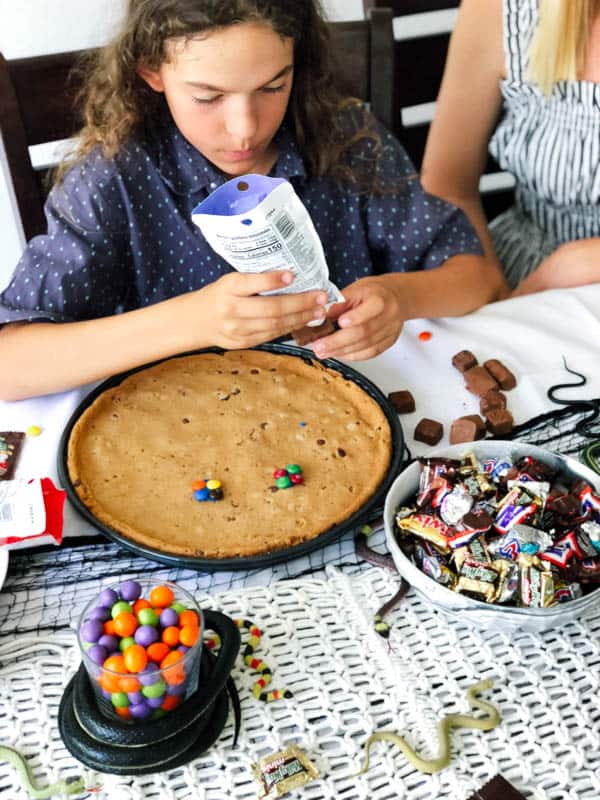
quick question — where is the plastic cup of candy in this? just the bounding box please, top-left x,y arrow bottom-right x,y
384,441 -> 600,634
78,579 -> 203,723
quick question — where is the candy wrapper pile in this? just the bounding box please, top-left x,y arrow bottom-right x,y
394,453 -> 600,607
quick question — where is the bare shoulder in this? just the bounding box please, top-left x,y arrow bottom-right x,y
451,0 -> 505,80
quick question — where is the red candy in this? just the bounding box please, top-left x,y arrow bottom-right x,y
418,331 -> 432,341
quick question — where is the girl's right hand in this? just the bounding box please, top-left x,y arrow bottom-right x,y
186,270 -> 328,350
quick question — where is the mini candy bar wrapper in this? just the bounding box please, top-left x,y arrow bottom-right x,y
0,432 -> 25,481
192,174 -> 344,320
252,745 -> 319,799
0,478 -> 65,546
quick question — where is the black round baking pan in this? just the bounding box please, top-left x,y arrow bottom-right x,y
58,343 -> 404,571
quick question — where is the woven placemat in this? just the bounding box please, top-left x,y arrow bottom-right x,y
1,566 -> 600,799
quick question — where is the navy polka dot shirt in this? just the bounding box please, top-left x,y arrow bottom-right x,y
0,107 -> 482,324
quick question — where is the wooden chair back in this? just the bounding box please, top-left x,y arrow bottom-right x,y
363,0 -> 514,220
0,9 -> 395,243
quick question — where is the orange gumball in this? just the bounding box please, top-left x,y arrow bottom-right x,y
118,676 -> 141,693
123,644 -> 148,674
113,611 -> 138,638
191,480 -> 206,492
103,654 -> 126,673
162,626 -> 180,647
161,694 -> 182,712
133,598 -> 151,615
179,625 -> 199,647
160,650 -> 186,685
178,610 -> 199,629
146,642 -> 170,664
98,672 -> 121,693
103,619 -> 117,636
115,706 -> 132,719
150,585 -> 174,608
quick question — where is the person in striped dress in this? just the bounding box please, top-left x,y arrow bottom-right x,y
421,0 -> 600,295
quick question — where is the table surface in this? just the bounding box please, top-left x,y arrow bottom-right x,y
1,285 -> 600,800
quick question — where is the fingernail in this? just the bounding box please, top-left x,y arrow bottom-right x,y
316,293 -> 327,305
338,317 -> 350,328
281,272 -> 294,285
313,345 -> 326,358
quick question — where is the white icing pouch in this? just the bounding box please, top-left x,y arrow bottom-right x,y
192,174 -> 344,314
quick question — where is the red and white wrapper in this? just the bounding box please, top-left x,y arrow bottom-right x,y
0,477 -> 65,546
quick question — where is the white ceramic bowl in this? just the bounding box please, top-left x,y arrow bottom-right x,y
384,441 -> 600,633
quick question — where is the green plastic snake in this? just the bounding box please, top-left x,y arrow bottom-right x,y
0,745 -> 87,798
354,679 -> 501,776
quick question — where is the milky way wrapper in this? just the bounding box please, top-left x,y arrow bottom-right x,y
192,174 -> 344,324
0,432 -> 25,481
252,745 -> 319,798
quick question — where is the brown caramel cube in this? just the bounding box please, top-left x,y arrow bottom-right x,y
480,389 -> 507,416
464,366 -> 499,397
450,414 -> 486,444
292,319 -> 336,346
388,390 -> 415,414
483,359 -> 516,390
414,417 -> 443,445
451,350 -> 478,373
485,408 -> 514,436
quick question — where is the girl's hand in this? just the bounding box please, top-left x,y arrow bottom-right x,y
311,276 -> 405,361
192,270 -> 328,349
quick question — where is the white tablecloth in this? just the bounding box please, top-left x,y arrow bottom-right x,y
2,284 -> 600,549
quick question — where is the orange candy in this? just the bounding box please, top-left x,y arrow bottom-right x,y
118,676 -> 141,693
178,610 -> 199,629
146,642 -> 170,664
115,706 -> 132,720
103,619 -> 117,636
418,330 -> 432,341
191,480 -> 206,491
179,625 -> 199,647
113,611 -> 138,638
98,671 -> 121,693
103,654 -> 126,673
162,626 -> 180,647
123,644 -> 148,673
133,598 -> 151,615
160,650 -> 186,685
161,694 -> 182,712
150,585 -> 174,608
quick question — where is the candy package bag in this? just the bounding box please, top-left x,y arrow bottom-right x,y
192,174 -> 344,322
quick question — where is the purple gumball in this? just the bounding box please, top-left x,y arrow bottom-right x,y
98,588 -> 118,608
88,606 -> 111,623
178,645 -> 190,654
145,695 -> 164,709
130,702 -> 152,719
139,663 -> 160,686
166,683 -> 187,696
127,691 -> 144,704
159,608 -> 178,628
101,689 -> 112,700
87,644 -> 108,666
80,618 -> 104,644
98,634 -> 119,652
119,580 -> 142,602
134,625 -> 159,647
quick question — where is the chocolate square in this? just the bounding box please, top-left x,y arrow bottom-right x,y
464,366 -> 499,397
485,408 -> 514,436
414,418 -> 443,445
483,359 -> 517,390
480,389 -> 507,416
292,318 -> 336,347
450,414 -> 486,444
388,390 -> 415,414
451,350 -> 478,373
467,774 -> 526,800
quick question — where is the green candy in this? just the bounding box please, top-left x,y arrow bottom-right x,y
111,692 -> 130,708
286,464 -> 302,474
152,709 -> 166,719
137,608 -> 159,626
119,636 -> 136,652
142,679 -> 167,699
170,602 -> 187,614
111,600 -> 133,618
275,475 -> 293,489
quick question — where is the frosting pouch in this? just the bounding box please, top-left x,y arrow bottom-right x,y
192,174 -> 344,313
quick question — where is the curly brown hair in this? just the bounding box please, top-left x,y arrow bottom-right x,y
59,0 -> 385,191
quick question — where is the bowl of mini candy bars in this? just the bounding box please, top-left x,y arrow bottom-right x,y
384,441 -> 600,632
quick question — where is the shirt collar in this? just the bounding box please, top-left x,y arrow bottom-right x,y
154,112 -> 306,195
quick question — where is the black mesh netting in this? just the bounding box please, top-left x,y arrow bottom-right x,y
1,398 -> 599,638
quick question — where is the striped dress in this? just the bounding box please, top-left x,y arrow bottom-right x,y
488,0 -> 600,287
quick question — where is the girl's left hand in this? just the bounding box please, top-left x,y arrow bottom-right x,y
311,276 -> 404,361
